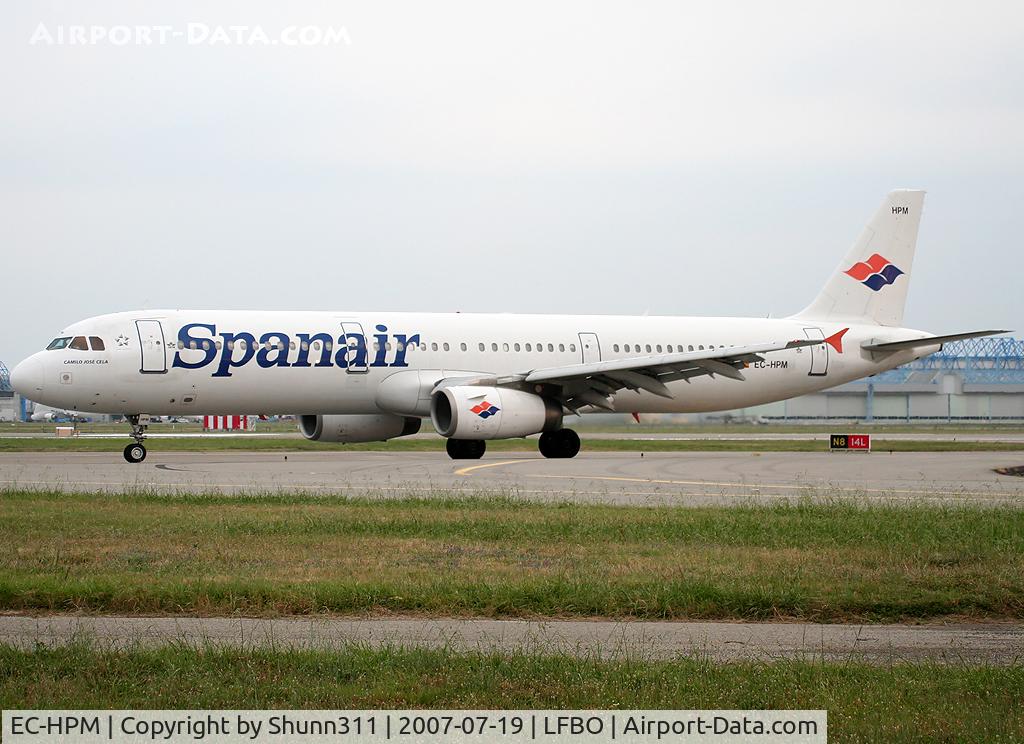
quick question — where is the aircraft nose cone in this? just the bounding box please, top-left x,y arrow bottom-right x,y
10,356 -> 45,395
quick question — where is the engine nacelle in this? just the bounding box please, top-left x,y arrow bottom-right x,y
431,386 -> 562,440
298,414 -> 421,443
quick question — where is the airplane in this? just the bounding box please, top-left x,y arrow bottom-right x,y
10,190 -> 1007,463
28,403 -> 80,422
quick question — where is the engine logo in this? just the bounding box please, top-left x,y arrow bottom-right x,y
470,400 -> 500,419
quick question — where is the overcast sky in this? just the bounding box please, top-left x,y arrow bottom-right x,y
2,1 -> 1022,365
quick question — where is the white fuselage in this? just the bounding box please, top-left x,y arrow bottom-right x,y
14,310 -> 934,417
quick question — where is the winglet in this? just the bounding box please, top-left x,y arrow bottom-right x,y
825,328 -> 849,354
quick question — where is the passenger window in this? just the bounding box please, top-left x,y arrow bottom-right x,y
525,343 -> 532,351
492,343 -> 498,352
460,343 -> 467,351
645,344 -> 652,353
699,345 -> 704,350
688,345 -> 694,352
89,336 -> 105,351
656,344 -> 662,353
217,341 -> 223,350
502,343 -> 509,352
479,343 -> 485,351
443,342 -> 450,351
69,336 -> 88,350
431,343 -> 438,351
569,343 -> 576,352
396,342 -> 405,352
558,343 -> 565,352
546,343 -> 553,352
514,343 -> 521,351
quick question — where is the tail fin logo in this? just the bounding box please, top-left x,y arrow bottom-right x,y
844,253 -> 904,292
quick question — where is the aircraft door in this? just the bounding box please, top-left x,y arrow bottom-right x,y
803,327 -> 828,376
579,333 -> 602,364
135,320 -> 167,374
340,322 -> 368,373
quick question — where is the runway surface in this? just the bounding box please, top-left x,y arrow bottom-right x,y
2,450 -> 1023,505
2,448 -> 1024,505
5,431 -> 1024,441
1,615 -> 1019,664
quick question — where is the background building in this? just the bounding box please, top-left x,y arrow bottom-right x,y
0,361 -> 25,422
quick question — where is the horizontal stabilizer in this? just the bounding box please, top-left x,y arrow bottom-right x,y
861,330 -> 1010,353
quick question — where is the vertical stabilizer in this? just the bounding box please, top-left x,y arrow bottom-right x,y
794,190 -> 925,326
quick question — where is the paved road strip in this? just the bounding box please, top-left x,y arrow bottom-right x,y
1,615 -> 1020,665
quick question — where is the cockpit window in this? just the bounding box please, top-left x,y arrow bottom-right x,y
46,337 -> 72,350
69,336 -> 89,351
89,336 -> 105,351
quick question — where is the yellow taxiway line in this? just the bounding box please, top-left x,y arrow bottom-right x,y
453,459 -> 534,476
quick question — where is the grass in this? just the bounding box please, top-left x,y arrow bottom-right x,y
1,643 -> 1021,743
2,436 -> 1023,452
1,490 -> 1022,621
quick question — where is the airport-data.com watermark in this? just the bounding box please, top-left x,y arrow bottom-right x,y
28,23 -> 352,47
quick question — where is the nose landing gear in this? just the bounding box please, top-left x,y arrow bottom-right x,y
123,415 -> 149,463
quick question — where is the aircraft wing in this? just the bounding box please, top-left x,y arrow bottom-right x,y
861,329 -> 1010,353
480,337 -> 823,413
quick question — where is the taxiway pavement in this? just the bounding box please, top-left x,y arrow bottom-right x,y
1,450 -> 1022,505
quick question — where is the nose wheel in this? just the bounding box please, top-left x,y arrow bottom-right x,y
539,428 -> 580,458
123,414 -> 149,463
123,443 -> 147,463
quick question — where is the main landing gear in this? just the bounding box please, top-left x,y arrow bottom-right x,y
538,428 -> 581,459
446,438 -> 486,460
123,415 -> 148,463
445,429 -> 582,460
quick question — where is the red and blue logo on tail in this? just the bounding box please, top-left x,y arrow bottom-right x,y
844,253 -> 904,291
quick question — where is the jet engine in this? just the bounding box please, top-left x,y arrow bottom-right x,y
298,414 -> 421,443
431,386 -> 562,440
